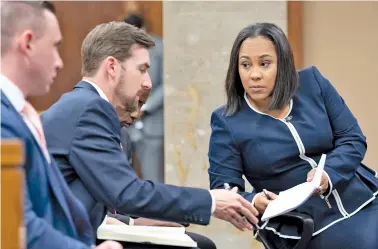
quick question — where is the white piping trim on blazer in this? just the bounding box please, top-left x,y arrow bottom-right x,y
244,92 -> 378,239
243,93 -> 376,238
333,189 -> 349,217
279,111 -> 338,210
264,194 -> 376,240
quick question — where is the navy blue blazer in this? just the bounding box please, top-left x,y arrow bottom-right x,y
208,66 -> 378,239
41,81 -> 212,233
1,93 -> 94,249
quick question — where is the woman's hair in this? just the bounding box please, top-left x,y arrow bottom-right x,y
224,23 -> 298,115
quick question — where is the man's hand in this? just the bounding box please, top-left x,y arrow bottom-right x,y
307,169 -> 329,195
254,190 -> 278,214
210,188 -> 259,231
95,241 -> 123,249
134,218 -> 183,227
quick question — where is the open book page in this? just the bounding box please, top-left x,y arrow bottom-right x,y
97,219 -> 197,248
98,223 -> 186,235
311,153 -> 326,187
261,154 -> 327,222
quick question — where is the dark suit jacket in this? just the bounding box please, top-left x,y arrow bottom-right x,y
41,81 -> 212,233
120,126 -> 133,166
1,92 -> 93,249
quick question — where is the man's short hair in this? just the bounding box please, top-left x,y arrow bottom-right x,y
1,1 -> 56,55
81,21 -> 155,77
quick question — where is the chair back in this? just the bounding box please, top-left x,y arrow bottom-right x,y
1,139 -> 25,249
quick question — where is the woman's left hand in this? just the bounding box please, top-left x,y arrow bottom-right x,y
306,169 -> 329,195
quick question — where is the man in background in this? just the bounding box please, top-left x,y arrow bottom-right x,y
0,1 -> 121,249
124,14 -> 165,183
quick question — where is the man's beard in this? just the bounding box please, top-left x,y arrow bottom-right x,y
123,98 -> 137,113
115,71 -> 137,113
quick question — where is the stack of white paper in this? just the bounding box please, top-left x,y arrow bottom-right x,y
97,220 -> 197,248
261,154 -> 327,222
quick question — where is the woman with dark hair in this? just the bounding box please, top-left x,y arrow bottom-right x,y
208,22 -> 378,249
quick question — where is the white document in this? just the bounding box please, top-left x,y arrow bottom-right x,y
97,218 -> 197,248
261,154 -> 327,222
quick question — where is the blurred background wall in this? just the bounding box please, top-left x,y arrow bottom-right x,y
163,2 -> 287,249
303,1 -> 378,171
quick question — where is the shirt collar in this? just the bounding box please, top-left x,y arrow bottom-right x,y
0,74 -> 26,112
82,79 -> 109,102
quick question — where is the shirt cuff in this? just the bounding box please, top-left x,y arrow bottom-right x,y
129,217 -> 134,226
251,193 -> 260,208
323,170 -> 333,199
209,190 -> 216,214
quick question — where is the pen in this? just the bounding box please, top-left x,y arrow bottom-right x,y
263,189 -> 272,200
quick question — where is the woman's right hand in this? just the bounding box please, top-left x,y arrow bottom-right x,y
253,190 -> 278,214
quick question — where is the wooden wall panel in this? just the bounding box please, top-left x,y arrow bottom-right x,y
29,1 -> 126,110
287,1 -> 303,69
140,1 -> 163,37
120,1 -> 162,36
29,1 -> 162,111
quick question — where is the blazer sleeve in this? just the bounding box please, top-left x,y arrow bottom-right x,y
313,66 -> 367,196
208,110 -> 257,202
69,98 -> 212,225
1,127 -> 91,249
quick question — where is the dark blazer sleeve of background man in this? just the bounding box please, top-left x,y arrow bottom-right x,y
68,97 -> 212,225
